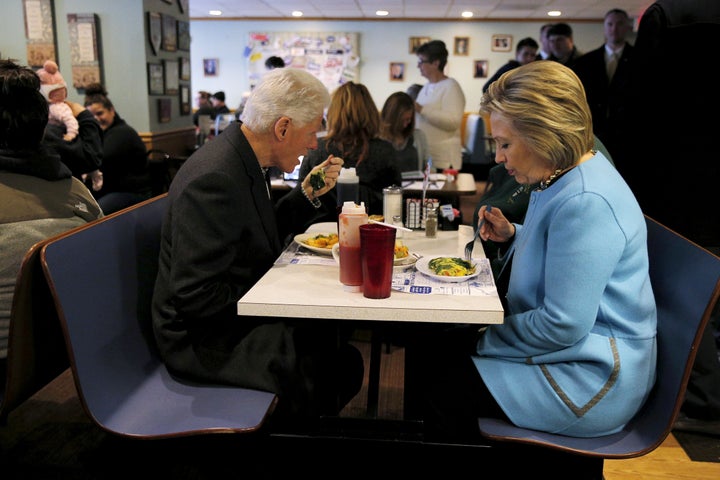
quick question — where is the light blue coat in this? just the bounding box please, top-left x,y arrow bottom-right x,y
474,151 -> 657,437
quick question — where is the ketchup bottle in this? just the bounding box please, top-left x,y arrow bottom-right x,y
338,201 -> 368,292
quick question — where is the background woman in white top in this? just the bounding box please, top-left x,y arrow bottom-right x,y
414,40 -> 466,171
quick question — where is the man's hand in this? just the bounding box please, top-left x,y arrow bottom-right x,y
302,154 -> 343,199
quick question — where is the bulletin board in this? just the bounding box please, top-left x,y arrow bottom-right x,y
245,32 -> 360,92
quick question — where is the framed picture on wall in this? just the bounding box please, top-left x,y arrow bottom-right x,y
158,98 -> 171,123
389,62 -> 405,81
163,59 -> 179,94
147,12 -> 162,55
474,60 -> 489,78
491,34 -> 513,52
203,58 -> 218,76
147,63 -> 164,95
409,37 -> 431,54
180,84 -> 191,115
161,14 -> 177,52
180,56 -> 191,80
177,20 -> 190,51
454,37 -> 469,56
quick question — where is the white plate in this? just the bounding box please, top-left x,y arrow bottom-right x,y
394,252 -> 417,267
305,222 -> 338,234
415,255 -> 480,283
294,233 -> 337,256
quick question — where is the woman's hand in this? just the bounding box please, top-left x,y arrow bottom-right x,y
66,101 -> 87,118
301,154 -> 344,199
479,205 -> 515,243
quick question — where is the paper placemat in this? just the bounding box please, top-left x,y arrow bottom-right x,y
275,241 -> 337,266
392,258 -> 497,296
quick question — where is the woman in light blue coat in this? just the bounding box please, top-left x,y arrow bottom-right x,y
423,60 -> 656,442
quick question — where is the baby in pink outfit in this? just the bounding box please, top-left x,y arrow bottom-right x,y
36,60 -> 79,142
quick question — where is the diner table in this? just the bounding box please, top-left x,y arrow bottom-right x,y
237,224 -> 504,418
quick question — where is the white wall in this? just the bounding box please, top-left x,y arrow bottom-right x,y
190,19 -> 607,113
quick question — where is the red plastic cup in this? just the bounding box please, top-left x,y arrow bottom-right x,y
360,224 -> 396,299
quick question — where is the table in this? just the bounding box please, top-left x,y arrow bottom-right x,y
237,226 -> 504,418
237,227 -> 502,325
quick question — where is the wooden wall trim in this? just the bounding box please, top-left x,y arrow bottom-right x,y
139,127 -> 196,158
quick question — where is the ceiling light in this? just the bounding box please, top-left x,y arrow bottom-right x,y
376,10 -> 389,16
548,10 -> 562,17
461,11 -> 473,18
291,11 -> 303,17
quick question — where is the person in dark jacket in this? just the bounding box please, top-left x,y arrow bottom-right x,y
483,37 -> 538,93
616,0 -> 720,437
84,83 -> 152,214
152,67 -> 363,429
299,81 -> 401,220
0,59 -> 103,365
572,9 -> 634,160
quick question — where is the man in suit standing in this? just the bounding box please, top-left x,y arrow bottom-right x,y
572,9 -> 633,160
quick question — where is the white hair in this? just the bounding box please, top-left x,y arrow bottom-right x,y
240,68 -> 330,133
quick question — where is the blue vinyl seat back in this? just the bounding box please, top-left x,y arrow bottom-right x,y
477,216 -> 720,458
40,195 -> 277,438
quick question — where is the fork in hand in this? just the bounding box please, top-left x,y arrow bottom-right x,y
464,205 -> 492,261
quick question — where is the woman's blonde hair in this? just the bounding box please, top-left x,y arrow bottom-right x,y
325,82 -> 380,165
480,61 -> 594,171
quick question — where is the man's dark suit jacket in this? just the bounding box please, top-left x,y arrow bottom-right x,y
571,43 -> 634,162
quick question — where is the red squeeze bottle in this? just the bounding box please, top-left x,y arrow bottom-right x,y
338,201 -> 368,292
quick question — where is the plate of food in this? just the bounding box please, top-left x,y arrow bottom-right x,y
415,256 -> 479,282
393,241 -> 417,267
294,232 -> 338,256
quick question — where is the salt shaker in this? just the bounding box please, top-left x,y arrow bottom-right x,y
392,214 -> 404,239
425,208 -> 438,238
383,186 -> 403,224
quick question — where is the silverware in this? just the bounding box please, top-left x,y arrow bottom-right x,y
465,205 -> 491,261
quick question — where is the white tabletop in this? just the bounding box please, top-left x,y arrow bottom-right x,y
237,225 -> 505,325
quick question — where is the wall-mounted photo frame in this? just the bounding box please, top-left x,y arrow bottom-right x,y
203,58 -> 218,76
180,84 -> 191,115
409,36 -> 431,54
158,98 -> 171,123
147,63 -> 164,95
177,20 -> 190,51
180,56 -> 191,80
491,34 -> 513,52
67,13 -> 103,89
147,12 -> 161,56
454,37 -> 469,56
23,0 -> 58,67
389,62 -> 405,81
163,59 -> 179,94
474,60 -> 489,78
161,13 -> 177,52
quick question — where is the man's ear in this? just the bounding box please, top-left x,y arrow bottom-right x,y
274,116 -> 291,140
